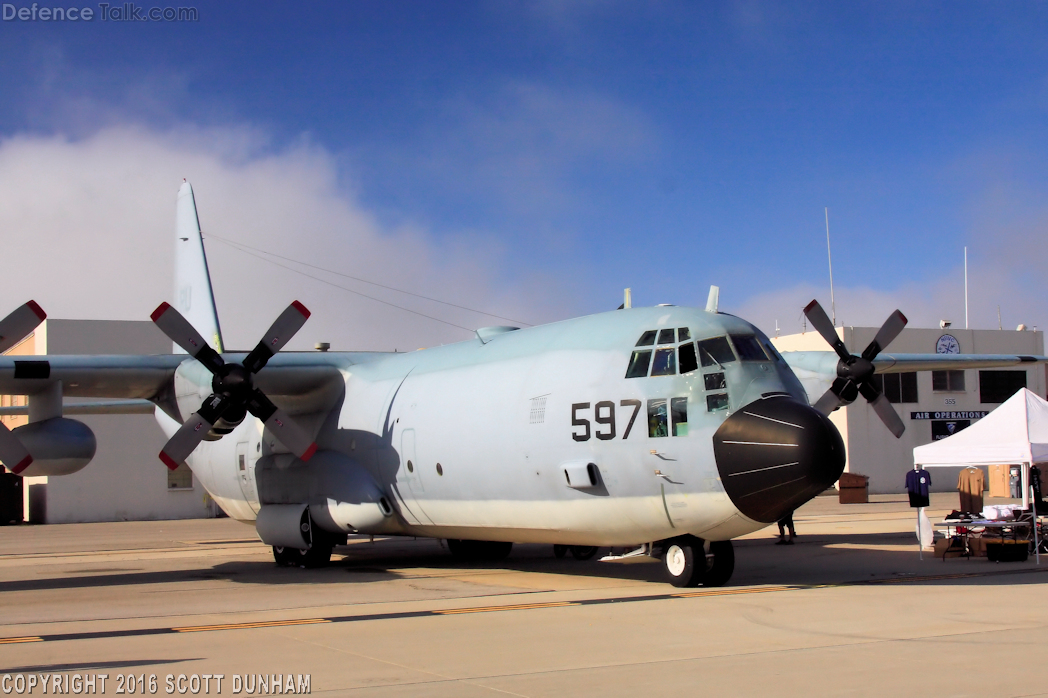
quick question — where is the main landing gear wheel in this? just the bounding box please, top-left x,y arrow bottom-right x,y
662,538 -> 735,588
272,544 -> 332,569
570,546 -> 598,561
446,539 -> 513,561
703,540 -> 735,587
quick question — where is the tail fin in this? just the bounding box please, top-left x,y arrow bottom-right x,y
173,180 -> 224,353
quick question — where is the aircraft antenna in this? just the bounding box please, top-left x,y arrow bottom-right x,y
998,305 -> 1002,330
964,246 -> 969,329
825,207 -> 836,326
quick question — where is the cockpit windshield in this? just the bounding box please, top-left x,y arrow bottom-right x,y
697,336 -> 736,367
730,334 -> 769,361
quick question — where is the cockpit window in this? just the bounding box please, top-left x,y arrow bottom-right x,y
636,331 -> 657,347
762,341 -> 782,362
697,337 -> 736,367
678,327 -> 691,342
650,348 -> 676,376
625,350 -> 652,378
657,328 -> 675,345
731,335 -> 769,361
678,342 -> 698,374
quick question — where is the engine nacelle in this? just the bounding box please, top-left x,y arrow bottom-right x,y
13,417 -> 97,476
255,449 -> 395,535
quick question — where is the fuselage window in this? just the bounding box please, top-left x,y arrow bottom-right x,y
731,335 -> 769,361
650,348 -> 676,376
678,327 -> 691,342
625,350 -> 652,378
697,337 -> 736,367
707,393 -> 729,412
647,398 -> 669,437
704,372 -> 726,391
678,342 -> 698,374
657,328 -> 675,345
636,330 -> 657,347
671,397 -> 688,436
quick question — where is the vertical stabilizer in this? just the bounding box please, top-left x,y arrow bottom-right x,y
174,181 -> 224,353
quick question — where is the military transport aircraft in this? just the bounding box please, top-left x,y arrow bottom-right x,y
0,182 -> 1044,587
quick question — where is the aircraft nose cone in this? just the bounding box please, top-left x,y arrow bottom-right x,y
713,396 -> 845,524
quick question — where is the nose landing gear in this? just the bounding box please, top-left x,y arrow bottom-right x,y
659,536 -> 734,588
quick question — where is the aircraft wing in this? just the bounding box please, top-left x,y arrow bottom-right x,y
0,352 -> 369,411
781,350 -> 1048,377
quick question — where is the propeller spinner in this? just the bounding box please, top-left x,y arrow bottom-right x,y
151,301 -> 318,470
803,299 -> 908,438
0,300 -> 47,474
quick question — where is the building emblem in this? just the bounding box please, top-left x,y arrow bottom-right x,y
936,334 -> 960,354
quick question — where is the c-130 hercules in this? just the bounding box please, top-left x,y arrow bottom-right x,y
0,182 -> 1043,587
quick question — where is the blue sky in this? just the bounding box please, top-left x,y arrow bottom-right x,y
1,2 -> 1047,349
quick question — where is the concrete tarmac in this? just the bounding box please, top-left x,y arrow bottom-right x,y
1,493 -> 1046,697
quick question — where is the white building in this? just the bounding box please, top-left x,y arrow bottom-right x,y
774,326 -> 1046,494
1,319 -> 214,523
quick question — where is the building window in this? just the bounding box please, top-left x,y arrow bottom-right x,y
932,370 -> 965,392
979,370 -> 1027,404
168,463 -> 193,490
871,372 -> 918,403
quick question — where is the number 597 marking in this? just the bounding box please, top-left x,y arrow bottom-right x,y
572,400 -> 641,442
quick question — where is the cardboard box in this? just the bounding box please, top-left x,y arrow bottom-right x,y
839,486 -> 868,504
934,537 -> 967,558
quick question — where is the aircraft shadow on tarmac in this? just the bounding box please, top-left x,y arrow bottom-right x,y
4,532 -> 1045,594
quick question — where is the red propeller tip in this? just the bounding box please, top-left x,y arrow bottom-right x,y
291,301 -> 311,319
159,451 -> 181,471
25,300 -> 46,322
150,302 -> 172,323
10,454 -> 33,474
300,442 -> 318,462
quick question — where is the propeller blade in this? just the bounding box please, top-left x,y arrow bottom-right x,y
242,301 -> 311,374
0,300 -> 46,355
861,310 -> 908,361
150,302 -> 224,373
812,388 -> 842,416
803,300 -> 850,362
861,386 -> 906,438
245,390 -> 317,461
158,394 -> 230,470
0,421 -> 33,474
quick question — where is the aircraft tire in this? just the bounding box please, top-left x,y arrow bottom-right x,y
553,544 -> 568,558
702,540 -> 734,587
447,539 -> 513,561
570,545 -> 598,561
272,546 -> 294,566
663,539 -> 702,587
274,544 -> 332,568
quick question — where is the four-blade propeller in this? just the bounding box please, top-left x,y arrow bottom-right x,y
151,301 -> 318,470
803,299 -> 908,438
0,301 -> 47,473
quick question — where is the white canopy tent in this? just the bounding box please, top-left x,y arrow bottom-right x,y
913,388 -> 1048,506
913,388 -> 1048,562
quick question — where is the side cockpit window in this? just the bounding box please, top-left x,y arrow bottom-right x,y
697,336 -> 735,367
730,335 -> 769,361
636,330 -> 657,347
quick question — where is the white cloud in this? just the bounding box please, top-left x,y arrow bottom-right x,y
0,126 -> 576,352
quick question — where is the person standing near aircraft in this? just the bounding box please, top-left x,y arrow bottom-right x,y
776,510 -> 796,545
